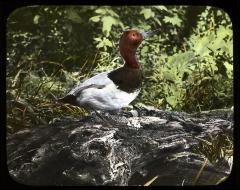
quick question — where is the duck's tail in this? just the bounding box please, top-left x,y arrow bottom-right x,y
57,94 -> 78,106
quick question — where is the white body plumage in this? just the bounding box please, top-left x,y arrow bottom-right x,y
66,72 -> 140,111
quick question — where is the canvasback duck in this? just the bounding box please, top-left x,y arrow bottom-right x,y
58,29 -> 159,113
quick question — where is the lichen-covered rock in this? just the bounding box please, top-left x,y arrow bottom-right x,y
7,105 -> 233,186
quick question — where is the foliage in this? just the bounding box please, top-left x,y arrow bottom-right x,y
7,6 -> 233,134
139,7 -> 233,111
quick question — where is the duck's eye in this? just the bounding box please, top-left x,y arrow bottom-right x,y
132,33 -> 135,37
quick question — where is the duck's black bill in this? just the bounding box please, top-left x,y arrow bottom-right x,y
141,28 -> 161,39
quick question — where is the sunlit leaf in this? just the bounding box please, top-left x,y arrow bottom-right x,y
95,8 -> 107,14
33,15 -> 40,24
163,71 -> 175,82
89,16 -> 100,22
106,9 -> 119,18
154,6 -> 168,11
163,15 -> 182,27
223,62 -> 233,75
101,16 -> 117,37
140,8 -> 155,19
96,41 -> 104,49
102,38 -> 112,47
93,37 -> 102,42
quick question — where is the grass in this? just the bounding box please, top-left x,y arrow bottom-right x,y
192,133 -> 233,177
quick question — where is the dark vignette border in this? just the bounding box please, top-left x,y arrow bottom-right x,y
0,0 -> 239,189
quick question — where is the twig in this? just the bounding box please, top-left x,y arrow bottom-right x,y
193,158 -> 208,185
144,176 -> 159,186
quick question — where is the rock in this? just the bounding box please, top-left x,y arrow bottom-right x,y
7,105 -> 233,186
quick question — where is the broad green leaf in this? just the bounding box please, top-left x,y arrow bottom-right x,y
169,51 -> 194,66
163,15 -> 182,27
96,41 -> 104,49
95,8 -> 107,14
166,96 -> 177,107
140,8 -> 155,19
106,9 -> 119,17
101,16 -> 117,37
89,16 -> 100,22
194,34 -> 215,56
163,71 -> 175,82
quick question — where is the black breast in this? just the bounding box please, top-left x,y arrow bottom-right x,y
108,66 -> 143,93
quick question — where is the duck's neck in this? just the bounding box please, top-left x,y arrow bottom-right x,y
120,47 -> 140,69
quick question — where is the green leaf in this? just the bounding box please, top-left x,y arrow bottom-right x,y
193,34 -> 215,56
163,71 -> 175,82
154,6 -> 168,11
66,9 -> 83,23
96,37 -> 112,49
153,17 -> 162,26
89,16 -> 101,22
224,62 -> 233,75
106,9 -> 119,18
140,8 -> 155,19
217,10 -> 223,16
166,96 -> 177,107
95,8 -> 107,14
102,38 -> 112,47
163,15 -> 182,27
141,46 -> 149,56
33,15 -> 40,24
101,16 -> 117,37
93,37 -> 102,42
201,76 -> 212,81
96,41 -> 104,49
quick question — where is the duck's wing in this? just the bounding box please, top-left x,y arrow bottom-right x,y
58,72 -> 112,105
68,72 -> 112,95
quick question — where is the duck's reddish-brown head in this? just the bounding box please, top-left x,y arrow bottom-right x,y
119,30 -> 144,69
120,30 -> 144,50
119,29 -> 159,69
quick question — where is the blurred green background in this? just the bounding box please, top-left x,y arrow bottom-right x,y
6,6 -> 233,134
